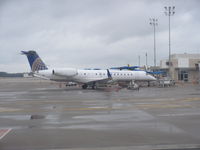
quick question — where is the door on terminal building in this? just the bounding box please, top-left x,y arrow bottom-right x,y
183,73 -> 188,82
178,70 -> 188,82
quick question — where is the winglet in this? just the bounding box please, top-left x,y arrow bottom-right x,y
107,69 -> 112,78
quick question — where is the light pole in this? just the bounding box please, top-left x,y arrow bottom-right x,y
164,6 -> 175,78
145,52 -> 148,66
149,18 -> 158,69
138,55 -> 140,66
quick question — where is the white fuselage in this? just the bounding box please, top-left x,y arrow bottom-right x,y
35,68 -> 156,84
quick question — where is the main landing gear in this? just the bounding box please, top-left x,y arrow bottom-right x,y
82,83 -> 96,89
82,84 -> 88,89
91,82 -> 96,89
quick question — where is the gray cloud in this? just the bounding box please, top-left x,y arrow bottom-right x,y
0,0 -> 200,72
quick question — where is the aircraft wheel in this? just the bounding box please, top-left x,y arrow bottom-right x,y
82,84 -> 88,89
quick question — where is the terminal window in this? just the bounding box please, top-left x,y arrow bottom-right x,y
178,70 -> 188,82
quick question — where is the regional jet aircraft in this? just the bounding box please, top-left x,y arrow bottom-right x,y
21,50 -> 156,89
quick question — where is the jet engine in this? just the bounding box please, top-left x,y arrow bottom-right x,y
52,68 -> 77,77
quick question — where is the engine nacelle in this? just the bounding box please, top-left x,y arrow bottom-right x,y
52,68 -> 77,77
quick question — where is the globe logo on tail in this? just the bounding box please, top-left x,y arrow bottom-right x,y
32,57 -> 47,72
21,50 -> 48,72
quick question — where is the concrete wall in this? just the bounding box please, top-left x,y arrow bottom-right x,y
189,70 -> 199,83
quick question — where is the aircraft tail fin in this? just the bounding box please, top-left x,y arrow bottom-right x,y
21,50 -> 48,72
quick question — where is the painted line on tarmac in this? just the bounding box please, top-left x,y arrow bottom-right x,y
0,107 -> 115,113
53,144 -> 200,150
135,103 -> 192,109
183,97 -> 200,101
0,107 -> 21,112
0,128 -> 12,140
62,107 -> 113,111
134,97 -> 200,109
158,112 -> 200,117
0,104 -> 194,113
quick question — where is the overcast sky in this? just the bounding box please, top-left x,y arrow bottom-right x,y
0,0 -> 200,73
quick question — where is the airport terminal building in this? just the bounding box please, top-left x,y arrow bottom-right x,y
160,53 -> 200,83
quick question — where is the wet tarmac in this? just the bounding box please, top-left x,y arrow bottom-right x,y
0,78 -> 200,150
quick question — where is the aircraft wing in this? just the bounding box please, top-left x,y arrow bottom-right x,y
87,69 -> 113,85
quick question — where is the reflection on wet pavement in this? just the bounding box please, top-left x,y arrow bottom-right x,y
0,78 -> 200,149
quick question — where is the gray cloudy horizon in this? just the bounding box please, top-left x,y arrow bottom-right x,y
0,0 -> 200,73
